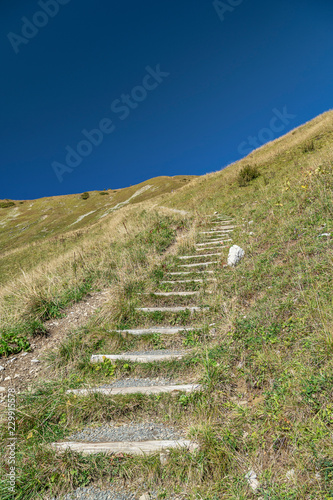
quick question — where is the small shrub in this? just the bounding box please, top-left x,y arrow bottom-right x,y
0,320 -> 46,356
80,192 -> 90,200
237,165 -> 260,187
99,191 -> 109,195
0,200 -> 15,208
302,140 -> 315,153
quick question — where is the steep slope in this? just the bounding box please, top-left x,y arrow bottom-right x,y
0,111 -> 332,499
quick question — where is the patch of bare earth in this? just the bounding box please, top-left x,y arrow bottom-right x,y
0,290 -> 112,403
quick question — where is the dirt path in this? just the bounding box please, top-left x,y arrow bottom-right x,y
0,289 -> 112,400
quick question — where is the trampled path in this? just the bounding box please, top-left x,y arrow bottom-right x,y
52,214 -> 235,457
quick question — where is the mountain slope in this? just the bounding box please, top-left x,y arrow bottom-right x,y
0,175 -> 195,285
0,111 -> 332,499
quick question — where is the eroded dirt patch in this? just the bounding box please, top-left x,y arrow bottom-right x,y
0,290 -> 112,400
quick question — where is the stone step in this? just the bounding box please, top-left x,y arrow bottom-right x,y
199,230 -> 233,234
195,246 -> 226,252
210,223 -> 236,228
112,327 -> 198,335
161,279 -> 216,283
91,353 -> 185,363
177,253 -> 222,259
144,291 -> 199,296
168,270 -> 215,275
207,214 -> 233,217
136,306 -> 204,313
209,219 -> 233,223
178,261 -> 219,268
52,439 -> 199,455
67,384 -> 202,396
196,239 -> 232,246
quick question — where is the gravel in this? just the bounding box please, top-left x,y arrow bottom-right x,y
99,378 -> 175,389
50,485 -> 136,500
50,485 -> 185,499
66,422 -> 183,443
124,350 -> 186,356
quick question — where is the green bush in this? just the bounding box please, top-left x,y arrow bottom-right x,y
99,191 -> 109,195
302,140 -> 315,153
0,200 -> 15,208
80,192 -> 90,200
237,165 -> 260,187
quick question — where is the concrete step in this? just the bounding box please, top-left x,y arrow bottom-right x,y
199,230 -> 233,234
202,215 -> 232,220
210,223 -> 236,228
136,306 -> 204,313
144,291 -> 199,296
91,353 -> 185,363
211,217 -> 234,220
196,239 -> 232,246
112,327 -> 198,335
178,261 -> 219,268
52,439 -> 199,455
161,279 -> 216,283
67,384 -> 201,396
209,219 -> 233,222
195,246 -> 226,252
168,270 -> 215,275
177,253 -> 222,259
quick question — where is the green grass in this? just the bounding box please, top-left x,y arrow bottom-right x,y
0,320 -> 46,356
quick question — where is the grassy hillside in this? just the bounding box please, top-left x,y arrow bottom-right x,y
0,175 -> 195,285
0,111 -> 332,499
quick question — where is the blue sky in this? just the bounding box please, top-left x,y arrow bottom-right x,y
1,0 -> 333,199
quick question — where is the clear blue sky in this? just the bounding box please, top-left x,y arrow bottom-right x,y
1,0 -> 332,199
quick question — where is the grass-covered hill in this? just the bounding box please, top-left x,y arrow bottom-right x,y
0,111 -> 332,499
0,175 -> 195,285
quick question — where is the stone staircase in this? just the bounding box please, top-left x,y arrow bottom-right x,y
52,213 -> 234,458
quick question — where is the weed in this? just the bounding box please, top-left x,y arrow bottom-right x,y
237,164 -> 260,186
302,140 -> 315,153
0,320 -> 46,356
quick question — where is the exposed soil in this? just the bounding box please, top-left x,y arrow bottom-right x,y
0,289 -> 112,401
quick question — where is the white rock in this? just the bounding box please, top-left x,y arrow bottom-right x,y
0,366 -> 5,371
249,232 -> 254,235
245,470 -> 259,491
286,469 -> 295,480
227,245 -> 245,266
0,386 -> 6,392
160,452 -> 169,465
248,220 -> 254,224
21,352 -> 28,357
4,376 -> 11,381
31,359 -> 40,363
139,494 -> 150,500
318,233 -> 331,237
